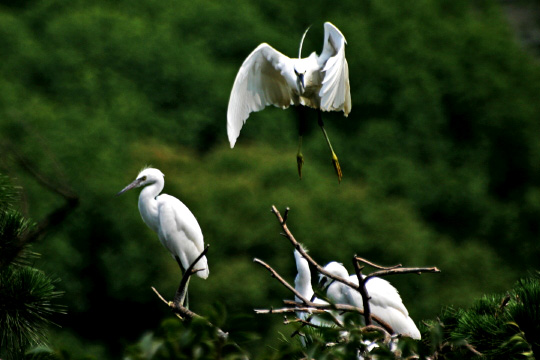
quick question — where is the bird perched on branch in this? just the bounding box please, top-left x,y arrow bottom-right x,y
320,262 -> 421,339
227,22 -> 351,182
294,249 -> 331,326
117,167 -> 209,307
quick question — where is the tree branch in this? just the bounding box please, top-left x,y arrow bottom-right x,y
253,257 -> 313,306
353,256 -> 373,327
268,205 -> 441,337
173,245 -> 210,306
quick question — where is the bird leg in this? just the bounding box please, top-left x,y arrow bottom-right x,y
174,256 -> 190,309
317,110 -> 342,183
297,108 -> 307,179
297,136 -> 304,179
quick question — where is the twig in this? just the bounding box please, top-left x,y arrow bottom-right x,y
353,257 -> 372,327
284,317 -> 325,329
354,256 -> 402,270
152,286 -> 201,320
270,205 -> 441,336
365,267 -> 441,281
253,257 -> 312,305
270,205 -> 360,291
271,301 -> 394,334
173,245 -> 210,306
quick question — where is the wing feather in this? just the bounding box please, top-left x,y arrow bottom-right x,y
157,195 -> 209,279
318,22 -> 351,116
227,43 -> 295,148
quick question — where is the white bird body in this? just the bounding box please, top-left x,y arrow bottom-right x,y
118,168 -> 209,279
294,249 -> 331,326
321,262 -> 420,339
227,22 -> 351,148
294,249 -> 315,304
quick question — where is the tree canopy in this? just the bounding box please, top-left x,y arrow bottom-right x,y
1,0 -> 539,358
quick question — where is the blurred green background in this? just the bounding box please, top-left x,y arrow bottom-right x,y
1,0 -> 540,358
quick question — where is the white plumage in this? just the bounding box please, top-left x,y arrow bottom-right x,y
294,249 -> 333,327
321,262 -> 421,339
117,168 -> 209,279
227,22 -> 351,148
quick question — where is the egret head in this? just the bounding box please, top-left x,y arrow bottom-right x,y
116,167 -> 165,196
318,261 -> 348,290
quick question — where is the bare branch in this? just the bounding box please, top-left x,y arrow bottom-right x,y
365,267 -> 441,282
354,255 -> 402,270
284,317 -> 325,329
266,205 -> 440,333
173,245 -> 210,306
152,285 -> 231,343
152,286 -> 201,321
353,256 -> 372,327
270,205 -> 360,290
253,257 -> 312,305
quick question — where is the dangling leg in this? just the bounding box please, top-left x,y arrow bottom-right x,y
297,107 -> 307,179
318,110 -> 342,183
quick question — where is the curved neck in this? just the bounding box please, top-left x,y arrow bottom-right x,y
137,180 -> 164,233
295,260 -> 314,301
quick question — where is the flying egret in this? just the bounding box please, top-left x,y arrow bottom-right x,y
320,262 -> 421,339
116,167 -> 209,307
227,22 -> 351,182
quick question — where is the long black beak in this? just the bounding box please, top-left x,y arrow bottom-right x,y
116,178 -> 142,196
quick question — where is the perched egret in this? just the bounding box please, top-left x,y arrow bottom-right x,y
227,22 -> 351,182
117,168 -> 209,306
320,262 -> 421,339
294,249 -> 330,326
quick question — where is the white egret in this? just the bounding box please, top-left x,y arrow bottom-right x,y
117,168 -> 209,306
294,249 -> 331,326
320,262 -> 421,339
227,22 -> 351,182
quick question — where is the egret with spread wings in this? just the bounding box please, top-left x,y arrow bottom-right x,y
227,22 -> 351,182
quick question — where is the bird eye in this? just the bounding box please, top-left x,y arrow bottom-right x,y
141,176 -> 147,181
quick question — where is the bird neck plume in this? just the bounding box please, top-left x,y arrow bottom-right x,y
298,25 -> 312,59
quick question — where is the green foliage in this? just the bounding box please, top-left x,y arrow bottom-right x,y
0,267 -> 64,358
0,175 -> 64,359
124,315 -> 250,360
0,0 -> 539,358
421,274 -> 540,359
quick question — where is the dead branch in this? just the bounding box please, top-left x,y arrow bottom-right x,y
253,257 -> 312,305
152,286 -> 202,321
284,316 -> 325,329
173,245 -> 210,306
353,257 -> 373,327
266,205 -> 441,338
270,205 -> 360,290
355,256 -> 402,270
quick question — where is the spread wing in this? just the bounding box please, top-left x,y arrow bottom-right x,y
227,43 -> 296,148
318,22 -> 351,116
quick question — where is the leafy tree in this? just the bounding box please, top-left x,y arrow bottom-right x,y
0,174 -> 64,359
421,274 -> 540,359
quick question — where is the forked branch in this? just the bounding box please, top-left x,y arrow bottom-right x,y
266,205 -> 441,333
173,245 -> 210,306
